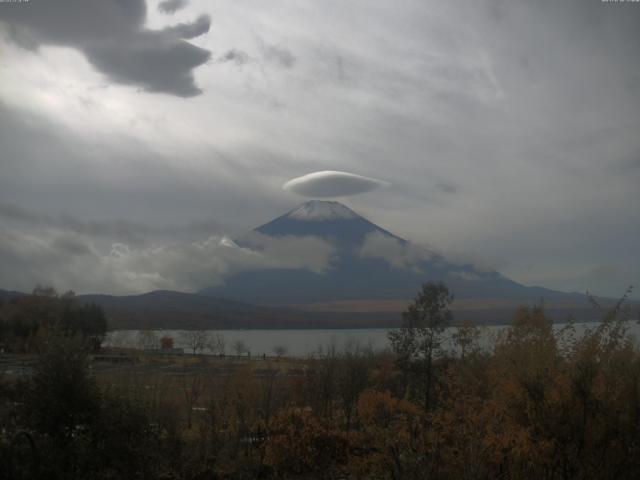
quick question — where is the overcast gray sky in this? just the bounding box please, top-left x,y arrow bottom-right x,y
0,0 -> 638,298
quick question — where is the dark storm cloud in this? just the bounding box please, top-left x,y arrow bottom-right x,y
84,29 -> 210,97
0,0 -> 211,96
163,14 -> 211,40
158,0 -> 189,15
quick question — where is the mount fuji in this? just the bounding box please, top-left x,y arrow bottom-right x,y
1,201 -> 628,330
201,200 -> 583,306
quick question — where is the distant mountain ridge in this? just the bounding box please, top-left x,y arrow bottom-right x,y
0,289 -> 28,302
0,288 -> 399,330
2,288 -> 631,330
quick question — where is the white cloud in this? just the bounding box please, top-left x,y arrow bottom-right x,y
283,171 -> 389,198
449,271 -> 484,282
0,227 -> 335,295
358,231 -> 434,272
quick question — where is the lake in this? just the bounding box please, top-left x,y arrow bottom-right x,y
104,320 -> 640,357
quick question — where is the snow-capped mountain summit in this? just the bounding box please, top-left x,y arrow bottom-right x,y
247,200 -> 402,251
286,200 -> 358,221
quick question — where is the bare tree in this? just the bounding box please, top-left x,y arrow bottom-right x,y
107,330 -> 129,349
272,345 -> 287,359
136,330 -> 159,351
305,343 -> 339,419
180,330 -> 210,355
208,332 -> 226,356
182,372 -> 205,429
232,339 -> 247,357
338,340 -> 372,431
259,367 -> 280,425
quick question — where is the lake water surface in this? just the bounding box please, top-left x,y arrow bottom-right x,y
105,321 -> 640,357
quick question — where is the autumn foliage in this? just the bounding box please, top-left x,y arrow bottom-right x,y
2,287 -> 640,479
264,407 -> 348,477
260,291 -> 640,479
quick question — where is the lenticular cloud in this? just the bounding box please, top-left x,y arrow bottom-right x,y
283,171 -> 389,198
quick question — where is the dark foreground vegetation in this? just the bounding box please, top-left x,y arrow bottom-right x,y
1,284 -> 639,479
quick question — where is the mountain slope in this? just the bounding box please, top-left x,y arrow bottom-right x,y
0,289 -> 28,302
0,288 -> 402,329
75,290 -> 320,329
202,200 -> 587,305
